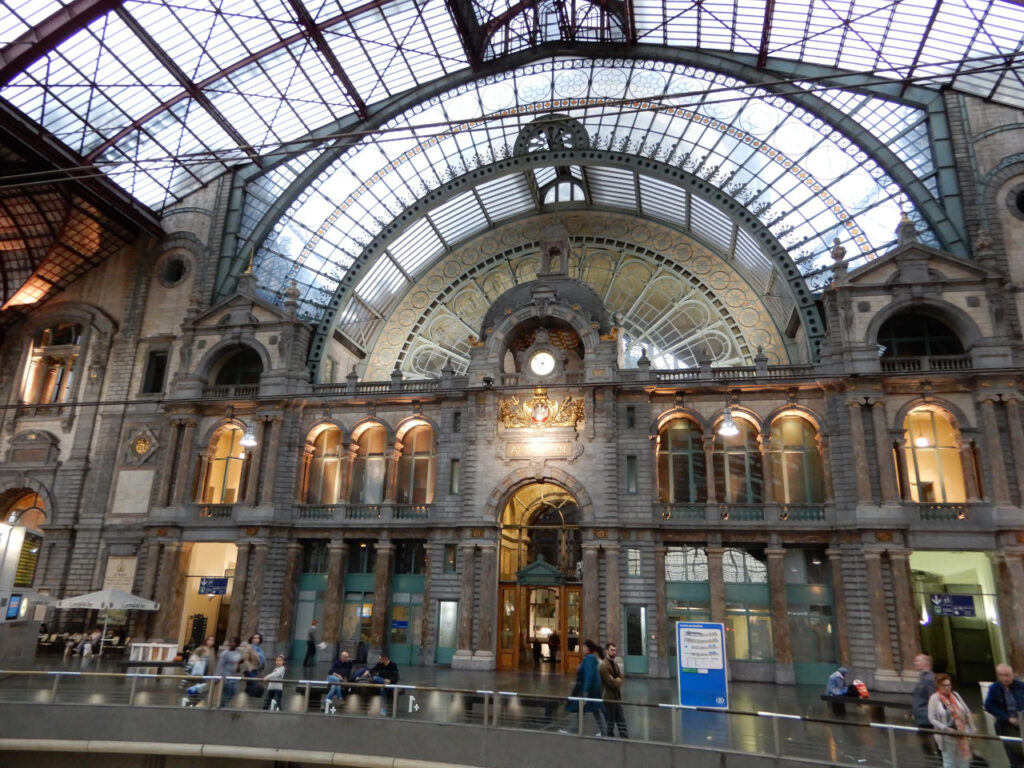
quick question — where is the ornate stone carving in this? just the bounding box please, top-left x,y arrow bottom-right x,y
498,389 -> 584,429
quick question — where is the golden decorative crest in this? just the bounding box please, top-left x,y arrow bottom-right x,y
498,388 -> 584,428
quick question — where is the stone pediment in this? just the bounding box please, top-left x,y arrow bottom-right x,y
188,291 -> 290,330
845,243 -> 994,289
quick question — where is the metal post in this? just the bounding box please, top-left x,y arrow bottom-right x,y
389,686 -> 396,718
50,673 -> 61,703
303,680 -> 310,711
887,726 -> 899,768
128,674 -> 138,705
772,715 -> 782,756
577,700 -> 584,735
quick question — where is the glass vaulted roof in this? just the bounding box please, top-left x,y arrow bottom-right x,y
0,0 -> 1019,321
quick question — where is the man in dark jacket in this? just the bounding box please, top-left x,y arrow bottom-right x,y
912,654 -> 938,757
984,663 -> 1024,768
323,650 -> 356,712
361,653 -> 399,716
600,642 -> 628,738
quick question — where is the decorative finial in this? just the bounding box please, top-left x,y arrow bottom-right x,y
974,228 -> 993,255
244,248 -> 255,275
830,237 -> 846,263
896,210 -> 918,246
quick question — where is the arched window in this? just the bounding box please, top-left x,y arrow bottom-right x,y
714,417 -> 763,503
21,323 -> 83,404
396,425 -> 436,504
665,546 -> 708,582
877,313 -> 964,357
657,419 -> 707,503
212,347 -> 263,386
304,426 -> 345,504
200,424 -> 250,503
349,425 -> 388,504
901,408 -> 966,503
2,491 -> 47,529
769,416 -> 824,504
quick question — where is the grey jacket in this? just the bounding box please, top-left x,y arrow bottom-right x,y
913,670 -> 936,726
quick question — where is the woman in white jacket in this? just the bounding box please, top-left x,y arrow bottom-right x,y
928,673 -> 976,768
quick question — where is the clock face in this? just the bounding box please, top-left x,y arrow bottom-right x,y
529,350 -> 556,376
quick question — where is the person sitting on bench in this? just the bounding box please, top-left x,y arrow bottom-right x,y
826,666 -> 850,696
354,653 -> 399,716
323,650 -> 355,713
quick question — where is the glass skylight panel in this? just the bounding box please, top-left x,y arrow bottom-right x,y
585,166 -> 636,210
474,175 -> 534,221
638,175 -> 688,230
387,218 -> 444,276
689,195 -> 733,251
429,193 -> 487,246
355,255 -> 408,313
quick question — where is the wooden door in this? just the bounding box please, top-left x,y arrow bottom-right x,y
561,585 -> 582,674
498,584 -> 519,670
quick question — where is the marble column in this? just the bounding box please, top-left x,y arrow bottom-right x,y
958,437 -> 981,502
864,550 -> 895,672
847,401 -> 873,503
870,401 -> 900,504
156,421 -> 181,506
760,433 -> 775,506
817,434 -> 836,504
604,544 -> 622,646
154,542 -> 191,642
320,540 -> 347,647
137,540 -> 163,639
171,419 -> 197,505
706,547 -> 726,625
894,437 -> 912,501
979,398 -> 1011,505
766,548 -> 794,683
996,552 -> 1024,671
1005,398 -> 1024,505
260,417 -> 282,505
582,544 -> 600,642
826,548 -> 851,667
243,424 -> 261,505
369,540 -> 393,652
384,443 -> 401,503
702,436 -> 718,505
455,544 -> 476,657
276,542 -> 303,649
226,542 -> 250,640
242,542 -> 269,639
476,542 -> 497,662
653,545 -> 667,675
889,549 -> 920,673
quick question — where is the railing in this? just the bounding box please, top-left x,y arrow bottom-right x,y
394,504 -> 430,520
918,503 -> 969,521
201,384 -> 261,398
880,355 -> 972,373
346,504 -> 381,520
718,503 -> 764,521
659,504 -> 704,521
779,504 -> 825,521
16,403 -> 65,417
195,504 -> 234,519
0,669 -> 1017,768
295,504 -> 340,520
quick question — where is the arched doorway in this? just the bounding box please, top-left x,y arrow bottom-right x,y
497,482 -> 582,673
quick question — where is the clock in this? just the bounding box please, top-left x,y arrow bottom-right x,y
529,350 -> 556,376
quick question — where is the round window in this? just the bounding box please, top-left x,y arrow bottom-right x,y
159,256 -> 189,287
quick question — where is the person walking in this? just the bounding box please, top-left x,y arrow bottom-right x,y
303,620 -> 320,668
600,642 -> 628,738
913,654 -> 939,758
984,663 -> 1024,768
565,639 -> 607,736
928,673 -> 976,768
216,636 -> 242,708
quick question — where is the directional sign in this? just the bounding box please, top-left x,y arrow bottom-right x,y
408,695 -> 420,713
198,577 -> 228,595
676,621 -> 729,709
929,593 -> 975,617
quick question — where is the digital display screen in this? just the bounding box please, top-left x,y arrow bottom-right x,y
6,594 -> 22,620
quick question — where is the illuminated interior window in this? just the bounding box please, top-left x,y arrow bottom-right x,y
303,426 -> 345,504
3,491 -> 47,529
714,418 -> 763,503
770,416 -> 824,504
349,426 -> 388,504
665,546 -> 708,582
201,425 -> 249,504
21,323 -> 82,405
901,408 -> 966,503
396,425 -> 436,504
657,419 -> 707,504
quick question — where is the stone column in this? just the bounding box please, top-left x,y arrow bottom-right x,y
153,541 -> 190,642
582,544 -> 600,642
171,420 -> 197,505
847,401 -> 873,503
1005,398 -> 1024,505
893,436 -> 914,501
226,542 -> 251,639
369,540 -> 393,653
870,401 -> 900,504
817,434 -> 835,504
766,547 -> 793,683
653,545 -> 667,675
453,544 -> 476,662
996,551 -> 1024,671
475,542 -> 497,663
320,540 -> 347,649
826,548 -> 851,667
259,417 -> 282,505
760,432 -> 775,505
277,541 -> 303,649
604,544 -> 622,645
706,547 -> 726,625
702,435 -> 718,506
242,542 -> 269,638
889,549 -> 920,673
156,421 -> 181,506
243,424 -> 261,506
137,540 -> 163,639
979,397 -> 1011,505
864,550 -> 894,672
384,443 -> 401,503
958,437 -> 981,502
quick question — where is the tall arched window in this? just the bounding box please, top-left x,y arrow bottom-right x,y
21,323 -> 82,404
901,408 -> 966,503
304,426 -> 345,504
349,425 -> 388,504
877,313 -> 964,357
201,424 -> 249,503
396,424 -> 436,504
2,491 -> 47,529
770,416 -> 824,504
657,419 -> 707,503
212,347 -> 263,386
714,418 -> 763,503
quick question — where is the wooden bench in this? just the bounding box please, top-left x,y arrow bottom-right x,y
821,694 -> 913,722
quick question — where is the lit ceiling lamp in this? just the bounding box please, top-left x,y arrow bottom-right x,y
914,436 -> 930,448
240,423 -> 258,447
719,393 -> 740,437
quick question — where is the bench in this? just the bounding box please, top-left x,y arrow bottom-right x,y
294,680 -> 405,713
821,694 -> 913,722
463,691 -> 562,726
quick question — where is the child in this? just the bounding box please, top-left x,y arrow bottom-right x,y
262,655 -> 286,711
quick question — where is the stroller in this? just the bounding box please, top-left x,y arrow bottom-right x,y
179,652 -> 210,705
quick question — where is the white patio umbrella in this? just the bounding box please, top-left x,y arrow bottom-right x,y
56,588 -> 160,657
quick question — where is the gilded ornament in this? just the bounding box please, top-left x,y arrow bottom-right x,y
498,389 -> 585,428
133,436 -> 151,455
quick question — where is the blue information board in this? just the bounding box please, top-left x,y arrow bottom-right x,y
199,577 -> 228,595
676,621 -> 728,709
929,594 -> 975,617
